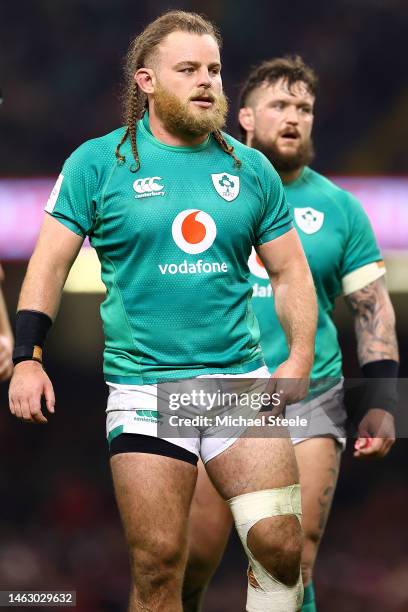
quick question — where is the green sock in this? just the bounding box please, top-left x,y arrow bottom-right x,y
302,582 -> 316,612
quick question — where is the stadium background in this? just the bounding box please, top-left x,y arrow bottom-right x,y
0,1 -> 407,610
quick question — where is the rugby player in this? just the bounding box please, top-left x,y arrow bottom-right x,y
183,56 -> 399,612
8,16 -> 317,612
0,263 -> 13,382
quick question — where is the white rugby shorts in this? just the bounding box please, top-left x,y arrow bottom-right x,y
106,368 -> 347,462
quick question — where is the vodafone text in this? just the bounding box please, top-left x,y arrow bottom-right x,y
159,260 -> 228,275
252,283 -> 273,298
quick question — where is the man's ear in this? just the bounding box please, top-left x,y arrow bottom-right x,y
135,68 -> 156,94
238,107 -> 255,134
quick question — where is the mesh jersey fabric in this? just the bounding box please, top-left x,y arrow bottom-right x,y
46,114 -> 292,384
250,166 -> 383,379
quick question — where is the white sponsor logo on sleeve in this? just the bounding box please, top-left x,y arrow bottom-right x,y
45,173 -> 64,212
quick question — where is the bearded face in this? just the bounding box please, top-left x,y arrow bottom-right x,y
242,78 -> 315,173
153,81 -> 228,137
251,131 -> 314,172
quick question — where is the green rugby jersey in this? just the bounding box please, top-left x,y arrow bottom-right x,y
45,114 -> 292,384
250,166 -> 385,379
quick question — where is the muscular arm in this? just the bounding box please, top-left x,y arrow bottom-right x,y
345,277 -> 398,457
0,274 -> 13,342
18,215 -> 84,318
0,264 -> 14,381
9,215 -> 83,422
256,228 -> 317,375
345,277 -> 398,366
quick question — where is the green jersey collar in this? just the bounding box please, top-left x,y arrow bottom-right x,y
284,166 -> 310,189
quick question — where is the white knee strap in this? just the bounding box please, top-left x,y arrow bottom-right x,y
228,485 -> 303,612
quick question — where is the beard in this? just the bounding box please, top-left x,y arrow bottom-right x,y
153,82 -> 228,138
251,134 -> 314,172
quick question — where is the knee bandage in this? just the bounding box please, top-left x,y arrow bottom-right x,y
228,485 -> 303,612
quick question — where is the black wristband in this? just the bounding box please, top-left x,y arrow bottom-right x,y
361,359 -> 399,379
361,359 -> 399,416
12,310 -> 52,365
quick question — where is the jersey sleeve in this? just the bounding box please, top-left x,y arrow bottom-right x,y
254,154 -> 293,245
340,192 -> 386,295
44,142 -> 99,237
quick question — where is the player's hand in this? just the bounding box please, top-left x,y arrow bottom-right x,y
354,408 -> 395,459
0,334 -> 13,382
9,360 -> 55,424
268,358 -> 311,407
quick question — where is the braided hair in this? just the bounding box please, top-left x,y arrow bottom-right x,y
115,10 -> 241,171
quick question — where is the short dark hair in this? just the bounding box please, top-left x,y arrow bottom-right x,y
239,55 -> 318,139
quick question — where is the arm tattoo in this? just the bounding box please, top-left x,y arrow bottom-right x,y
345,278 -> 399,365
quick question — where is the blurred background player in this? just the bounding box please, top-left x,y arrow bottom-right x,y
0,92 -> 14,382
8,18 -> 318,612
0,263 -> 13,382
183,56 -> 399,612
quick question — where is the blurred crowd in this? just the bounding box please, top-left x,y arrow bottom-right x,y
1,0 -> 407,176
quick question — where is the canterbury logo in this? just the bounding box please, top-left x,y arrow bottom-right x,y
135,410 -> 159,421
133,176 -> 165,198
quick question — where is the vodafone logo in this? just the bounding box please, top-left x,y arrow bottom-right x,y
158,210 -> 226,275
172,209 -> 217,254
249,248 -> 272,298
248,247 -> 269,279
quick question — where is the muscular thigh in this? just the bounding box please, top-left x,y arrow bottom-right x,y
111,453 -> 197,556
189,460 -> 232,552
206,432 -> 299,500
295,437 -> 341,539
